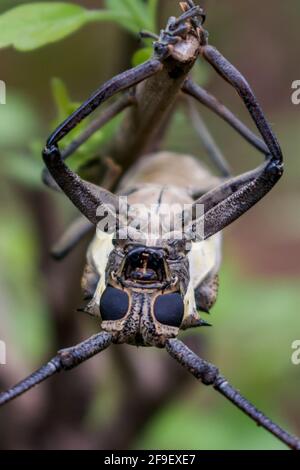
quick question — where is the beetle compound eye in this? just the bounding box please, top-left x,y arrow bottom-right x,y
154,293 -> 184,327
100,286 -> 129,321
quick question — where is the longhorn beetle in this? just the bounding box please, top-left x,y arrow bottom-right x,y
1,1 -> 299,450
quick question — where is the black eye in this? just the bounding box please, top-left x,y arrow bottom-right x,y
100,286 -> 129,321
154,293 -> 184,327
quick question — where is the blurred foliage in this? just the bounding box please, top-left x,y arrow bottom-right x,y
1,78 -> 126,187
0,0 -> 161,184
0,0 -> 158,50
0,0 -> 209,185
0,95 -> 52,361
0,208 -> 53,361
0,93 -> 43,188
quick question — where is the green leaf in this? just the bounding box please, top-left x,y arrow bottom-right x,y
105,0 -> 156,33
105,0 -> 142,34
51,77 -> 77,120
0,2 -> 128,51
132,47 -> 153,67
0,1 -> 160,51
148,0 -> 158,32
0,3 -> 87,50
122,0 -> 149,29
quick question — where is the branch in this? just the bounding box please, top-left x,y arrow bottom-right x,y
166,339 -> 300,451
108,37 -> 200,173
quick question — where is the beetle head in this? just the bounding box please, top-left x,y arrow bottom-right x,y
99,237 -> 192,347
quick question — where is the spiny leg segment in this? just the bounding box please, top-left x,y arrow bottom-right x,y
42,59 -> 162,225
0,333 -> 112,406
187,45 -> 283,240
166,339 -> 300,451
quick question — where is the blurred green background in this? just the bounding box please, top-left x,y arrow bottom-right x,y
0,0 -> 300,450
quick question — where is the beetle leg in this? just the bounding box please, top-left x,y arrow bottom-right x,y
194,273 -> 219,314
192,164 -> 268,216
50,157 -> 122,261
46,60 -> 162,148
182,79 -> 270,157
168,24 -> 190,41
185,97 -> 231,177
42,94 -> 134,191
139,30 -> 160,41
166,339 -> 300,451
187,46 -> 283,240
50,157 -> 121,259
186,0 -> 196,7
173,5 -> 205,28
202,45 -> 282,161
51,216 -> 94,260
0,333 -> 112,407
42,59 -> 163,225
